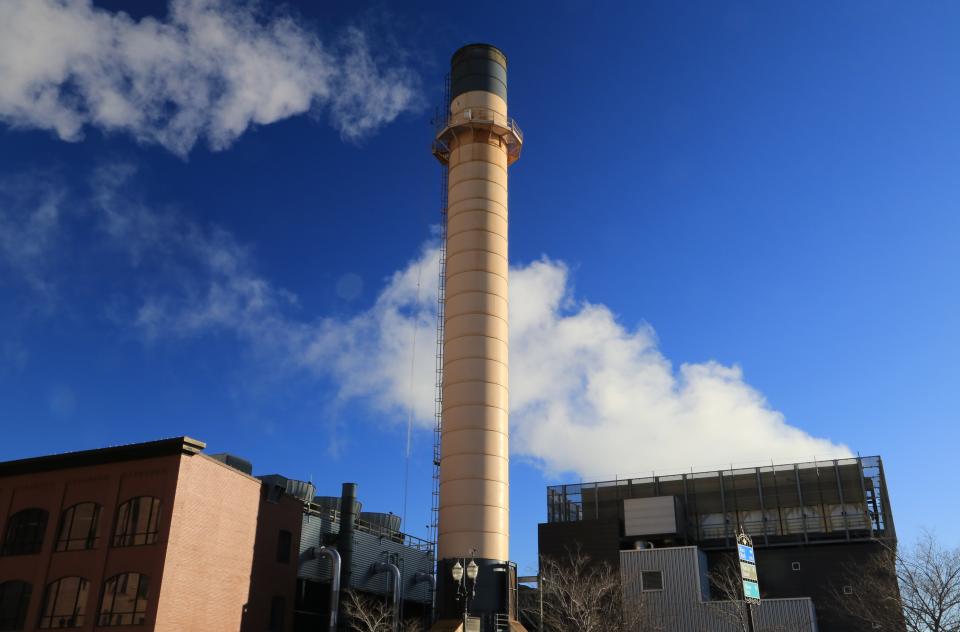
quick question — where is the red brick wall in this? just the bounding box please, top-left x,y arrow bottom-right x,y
241,489 -> 303,632
0,454 -> 180,631
153,454 -> 260,632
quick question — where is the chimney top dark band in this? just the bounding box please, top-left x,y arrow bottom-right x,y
450,43 -> 507,102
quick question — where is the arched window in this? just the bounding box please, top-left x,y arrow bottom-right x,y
0,580 -> 32,631
1,508 -> 48,556
112,497 -> 160,547
38,577 -> 88,629
97,573 -> 149,627
55,503 -> 100,552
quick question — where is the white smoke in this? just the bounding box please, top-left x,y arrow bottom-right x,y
0,0 -> 419,156
66,169 -> 851,478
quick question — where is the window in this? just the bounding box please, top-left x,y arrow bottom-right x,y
640,571 -> 663,592
277,530 -> 292,564
55,504 -> 100,552
268,596 -> 285,632
0,580 -> 32,631
112,497 -> 160,547
38,577 -> 88,629
266,485 -> 284,504
98,573 -> 149,626
843,585 -> 854,595
791,561 -> 801,571
2,509 -> 48,556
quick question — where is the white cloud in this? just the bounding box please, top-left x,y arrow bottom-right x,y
507,258 -> 850,477
0,176 -> 65,294
0,0 -> 419,156
75,171 -> 851,478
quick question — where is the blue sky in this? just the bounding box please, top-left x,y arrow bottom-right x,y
1,0 -> 958,574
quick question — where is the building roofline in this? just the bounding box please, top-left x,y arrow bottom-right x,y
548,454 -> 883,489
0,436 -> 206,477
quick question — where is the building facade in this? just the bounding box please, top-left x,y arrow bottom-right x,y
539,456 -> 898,632
0,437 -> 262,632
0,438 -> 434,632
620,546 -> 817,631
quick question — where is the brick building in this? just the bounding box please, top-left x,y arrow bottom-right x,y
0,437 -> 266,631
0,437 -> 434,632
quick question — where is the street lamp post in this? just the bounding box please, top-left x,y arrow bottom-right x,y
451,557 -> 480,625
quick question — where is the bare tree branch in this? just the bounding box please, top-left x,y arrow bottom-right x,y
706,557 -> 752,632
829,531 -> 960,632
525,547 -> 663,632
706,557 -> 814,632
342,590 -> 394,632
403,617 -> 425,632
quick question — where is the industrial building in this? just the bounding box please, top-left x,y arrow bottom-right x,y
538,456 -> 898,631
0,437 -> 432,632
620,546 -> 817,631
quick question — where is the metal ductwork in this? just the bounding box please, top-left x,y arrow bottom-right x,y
372,562 -> 401,632
414,572 -> 436,624
306,546 -> 341,632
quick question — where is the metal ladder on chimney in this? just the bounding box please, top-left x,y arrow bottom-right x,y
429,74 -> 451,562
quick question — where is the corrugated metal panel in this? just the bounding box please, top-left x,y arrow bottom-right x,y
754,598 -> 819,632
297,512 -> 434,604
624,496 -> 679,536
620,547 -> 817,631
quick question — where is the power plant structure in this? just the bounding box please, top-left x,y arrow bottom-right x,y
430,43 -> 525,632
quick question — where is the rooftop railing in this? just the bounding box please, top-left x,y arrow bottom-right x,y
544,456 -> 892,541
306,503 -> 434,553
435,108 -> 523,144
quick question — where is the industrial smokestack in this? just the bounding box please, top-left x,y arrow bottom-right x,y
432,43 -> 523,630
338,482 -> 358,628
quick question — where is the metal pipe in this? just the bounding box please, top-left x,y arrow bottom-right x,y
308,547 -> 341,632
414,572 -> 436,623
373,562 -> 401,632
338,483 -> 358,630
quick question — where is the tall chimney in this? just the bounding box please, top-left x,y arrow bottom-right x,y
432,43 -> 523,629
337,482 -> 358,629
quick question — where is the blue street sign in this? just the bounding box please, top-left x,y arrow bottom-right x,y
738,530 -> 761,603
